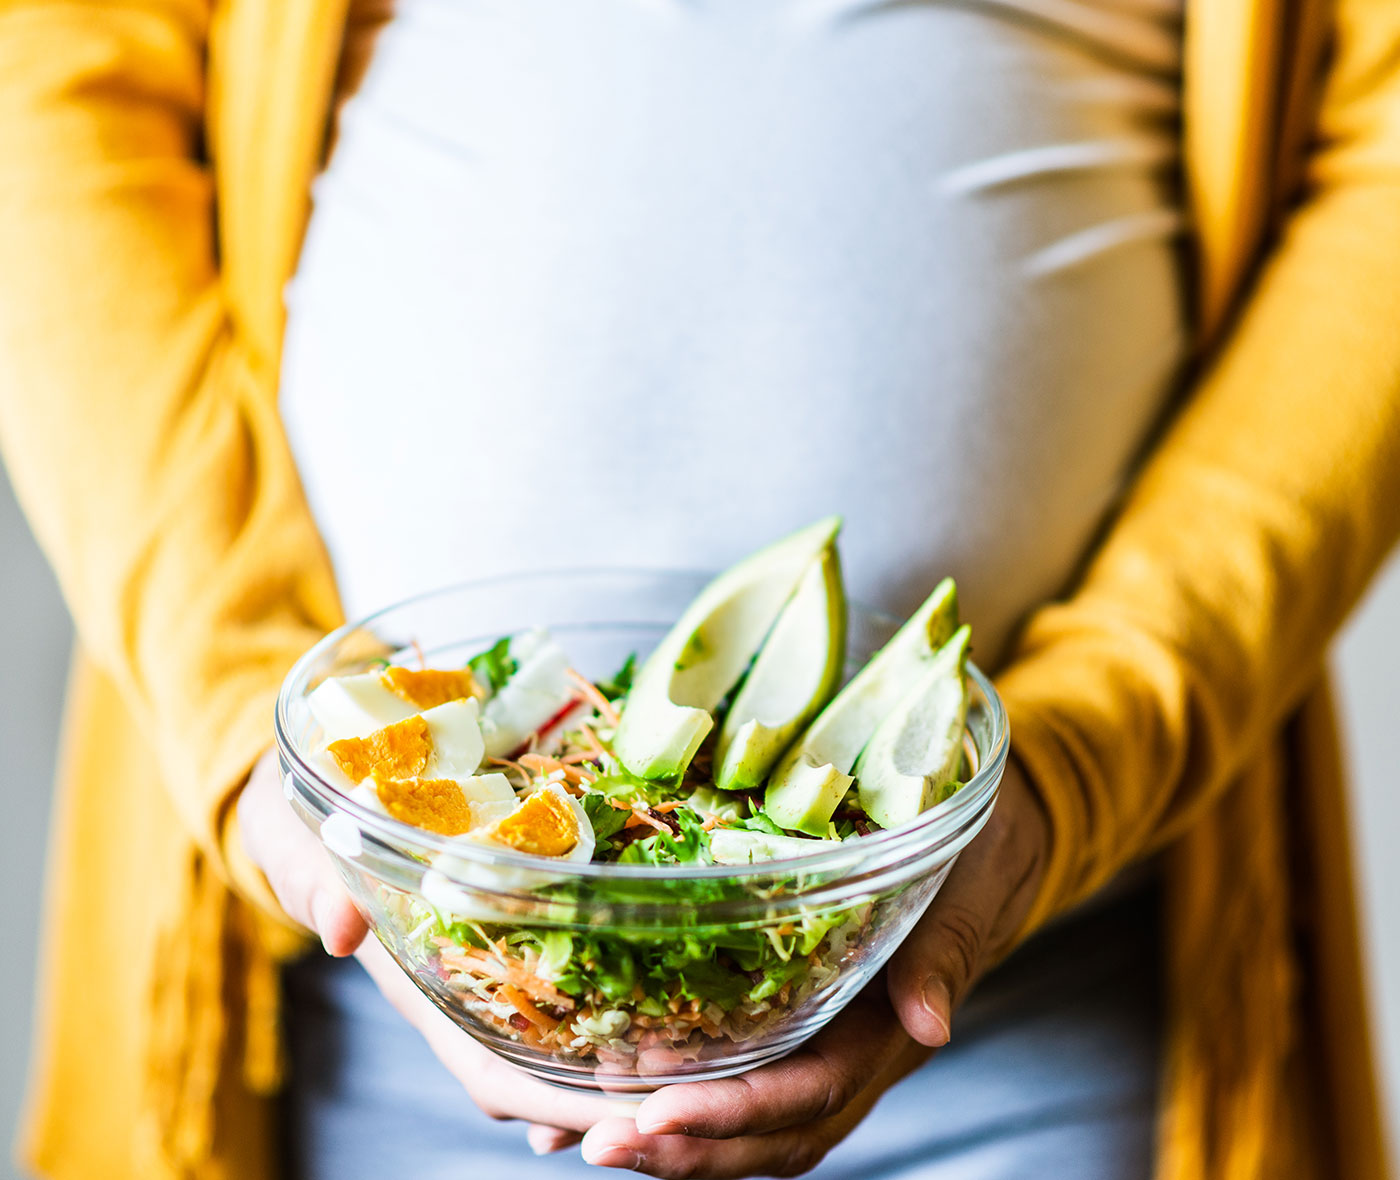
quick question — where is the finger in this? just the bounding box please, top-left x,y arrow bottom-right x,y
528,1124 -> 584,1155
239,751 -> 369,957
586,1037 -> 931,1180
886,765 -> 1047,1047
582,1111 -> 846,1179
356,937 -> 622,1131
634,988 -> 903,1139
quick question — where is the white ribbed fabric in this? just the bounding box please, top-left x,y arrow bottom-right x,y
281,0 -> 1185,664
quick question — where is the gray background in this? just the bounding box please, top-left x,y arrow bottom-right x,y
2,464 -> 1397,1177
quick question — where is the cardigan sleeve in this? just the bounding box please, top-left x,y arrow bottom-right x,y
0,1 -> 342,912
997,0 -> 1400,932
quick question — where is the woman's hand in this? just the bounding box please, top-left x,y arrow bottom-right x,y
885,758 -> 1049,1049
570,986 -> 927,1177
237,747 -> 370,957
572,762 -> 1050,1177
237,749 -> 622,1139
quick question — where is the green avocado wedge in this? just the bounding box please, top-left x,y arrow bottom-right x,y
612,517 -> 842,782
853,624 -> 971,831
762,578 -> 958,835
713,546 -> 846,791
708,827 -> 842,865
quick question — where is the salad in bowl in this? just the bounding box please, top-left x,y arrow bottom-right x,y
276,520 -> 1008,1091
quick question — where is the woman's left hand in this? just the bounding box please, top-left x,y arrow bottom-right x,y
565,761 -> 1050,1177
568,986 -> 927,1177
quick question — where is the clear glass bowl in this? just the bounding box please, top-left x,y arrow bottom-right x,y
275,570 -> 1008,1093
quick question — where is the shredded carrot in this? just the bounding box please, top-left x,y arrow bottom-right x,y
498,984 -> 559,1031
518,752 -> 568,778
410,637 -> 427,671
486,757 -> 533,788
561,764 -> 598,787
578,722 -> 607,758
625,809 -> 671,833
566,668 -> 621,726
701,815 -> 720,832
651,800 -> 684,813
440,946 -> 574,1009
558,749 -> 599,765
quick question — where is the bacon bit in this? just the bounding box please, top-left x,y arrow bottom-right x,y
565,668 -> 621,726
853,817 -> 872,837
508,1013 -> 532,1032
327,715 -> 431,782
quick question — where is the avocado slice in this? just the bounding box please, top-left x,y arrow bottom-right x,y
853,625 -> 971,830
763,579 -> 958,835
612,517 -> 842,781
713,546 -> 846,791
708,827 -> 841,865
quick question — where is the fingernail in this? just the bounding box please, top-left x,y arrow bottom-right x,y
311,892 -> 335,949
311,891 -> 330,933
584,1145 -> 643,1171
527,1127 -> 570,1155
921,977 -> 953,1046
635,1118 -> 681,1135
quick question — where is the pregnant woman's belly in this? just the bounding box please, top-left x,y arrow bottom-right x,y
281,0 -> 1186,663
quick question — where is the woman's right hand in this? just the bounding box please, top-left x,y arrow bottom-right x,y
237,747 -> 370,957
236,748 -> 621,1145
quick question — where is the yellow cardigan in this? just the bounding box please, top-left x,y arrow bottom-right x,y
1,0 -> 1397,1177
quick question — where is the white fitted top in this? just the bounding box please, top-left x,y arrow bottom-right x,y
281,0 -> 1186,664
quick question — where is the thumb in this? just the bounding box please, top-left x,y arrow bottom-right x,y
887,764 -> 1047,1047
238,749 -> 370,957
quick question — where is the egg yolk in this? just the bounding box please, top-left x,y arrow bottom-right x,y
374,775 -> 476,836
490,790 -> 580,857
381,665 -> 482,709
327,715 -> 432,783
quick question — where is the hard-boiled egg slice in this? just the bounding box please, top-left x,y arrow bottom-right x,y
348,780 -> 388,815
476,782 -> 595,863
380,665 -> 482,709
469,797 -> 519,829
308,671 -> 415,741
421,697 -> 486,779
421,785 -> 592,920
480,629 -> 577,758
455,772 -> 516,809
348,771 -> 511,835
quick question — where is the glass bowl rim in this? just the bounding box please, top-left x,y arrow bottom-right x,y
274,567 -> 1009,882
